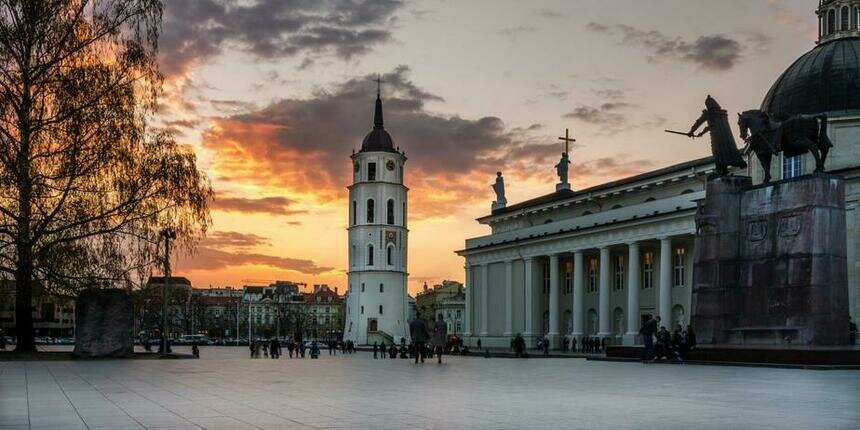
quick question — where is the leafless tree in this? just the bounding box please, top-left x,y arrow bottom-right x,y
0,1 -> 211,351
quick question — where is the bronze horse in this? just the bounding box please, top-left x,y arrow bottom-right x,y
737,110 -> 832,183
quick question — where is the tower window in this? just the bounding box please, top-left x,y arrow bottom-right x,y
841,6 -> 850,31
352,200 -> 356,225
366,199 -> 375,223
367,245 -> 374,266
387,199 -> 394,224
403,202 -> 407,227
361,306 -> 364,314
379,283 -> 384,293
361,283 -> 365,292
368,162 -> 376,181
387,246 -> 393,265
379,305 -> 383,314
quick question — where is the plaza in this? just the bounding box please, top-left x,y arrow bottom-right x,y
1,348 -> 858,430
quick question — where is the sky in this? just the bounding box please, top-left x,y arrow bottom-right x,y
157,0 -> 818,294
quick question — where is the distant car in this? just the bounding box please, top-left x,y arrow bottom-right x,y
176,334 -> 212,345
57,337 -> 75,345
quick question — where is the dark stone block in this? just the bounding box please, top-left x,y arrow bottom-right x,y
73,289 -> 134,358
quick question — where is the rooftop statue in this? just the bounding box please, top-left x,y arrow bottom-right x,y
492,171 -> 507,210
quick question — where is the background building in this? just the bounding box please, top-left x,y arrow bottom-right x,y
415,280 -> 465,335
0,280 -> 75,339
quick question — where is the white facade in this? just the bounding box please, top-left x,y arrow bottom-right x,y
343,93 -> 410,345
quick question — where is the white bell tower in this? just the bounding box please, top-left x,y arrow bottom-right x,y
343,81 -> 410,345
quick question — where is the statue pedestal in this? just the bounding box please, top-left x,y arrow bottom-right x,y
491,200 -> 506,211
692,174 -> 850,346
556,182 -> 570,191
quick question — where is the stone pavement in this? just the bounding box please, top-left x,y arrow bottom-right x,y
1,346 -> 858,429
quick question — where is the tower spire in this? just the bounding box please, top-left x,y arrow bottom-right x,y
374,74 -> 384,129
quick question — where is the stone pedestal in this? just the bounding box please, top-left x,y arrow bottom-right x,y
692,174 -> 850,346
73,289 -> 134,358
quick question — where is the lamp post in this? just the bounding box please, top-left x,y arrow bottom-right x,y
160,228 -> 176,355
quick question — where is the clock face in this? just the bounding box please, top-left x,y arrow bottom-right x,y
354,161 -> 360,172
386,160 -> 395,171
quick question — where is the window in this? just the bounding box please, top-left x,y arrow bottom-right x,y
352,201 -> 356,225
842,6 -> 850,31
542,260 -> 550,294
587,258 -> 598,293
367,245 -> 374,265
379,305 -> 383,314
368,162 -> 376,181
614,255 -> 625,291
674,247 -> 686,287
366,199 -> 375,223
456,310 -> 461,319
564,261 -> 572,294
361,305 -> 364,314
379,283 -> 384,293
782,155 -> 802,179
642,252 -> 654,289
387,246 -> 393,265
361,283 -> 365,292
828,9 -> 836,35
387,199 -> 395,224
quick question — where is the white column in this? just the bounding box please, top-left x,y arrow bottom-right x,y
572,250 -> 584,340
524,257 -> 534,338
598,246 -> 611,337
659,237 -> 673,326
624,242 -> 640,345
504,260 -> 513,337
480,263 -> 489,337
548,253 -> 560,347
463,265 -> 472,337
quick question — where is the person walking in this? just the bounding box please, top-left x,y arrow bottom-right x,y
373,341 -> 379,359
570,336 -> 577,353
270,338 -> 280,359
433,315 -> 448,364
380,342 -> 387,359
409,312 -> 429,364
639,316 -> 660,363
513,333 -> 525,358
543,336 -> 550,356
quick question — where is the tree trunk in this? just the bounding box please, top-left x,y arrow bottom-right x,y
14,248 -> 35,352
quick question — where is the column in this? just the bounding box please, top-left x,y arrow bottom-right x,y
598,246 -> 611,337
623,242 -> 640,345
659,237 -> 672,326
572,250 -> 584,341
463,265 -> 472,337
480,263 -> 489,337
524,257 -> 534,338
504,260 -> 513,337
548,253 -> 560,347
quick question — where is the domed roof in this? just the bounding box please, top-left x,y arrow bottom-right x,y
761,37 -> 860,118
360,93 -> 397,153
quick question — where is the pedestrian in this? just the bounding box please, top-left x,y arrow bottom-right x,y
639,316 -> 659,363
409,313 -> 429,364
310,341 -> 320,359
299,341 -> 306,358
191,340 -> 200,358
262,342 -> 269,358
543,336 -> 549,356
373,341 -> 379,359
433,314 -> 448,364
571,336 -> 577,353
850,318 -> 858,345
287,340 -> 294,358
477,338 -> 482,351
656,326 -> 671,360
270,338 -> 280,359
513,333 -> 525,358
380,342 -> 387,359
389,343 -> 398,358
601,337 -> 607,353
249,340 -> 255,358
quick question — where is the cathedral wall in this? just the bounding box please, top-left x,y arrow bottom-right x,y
487,262 -> 506,336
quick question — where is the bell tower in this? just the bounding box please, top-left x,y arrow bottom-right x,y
343,81 -> 410,345
817,0 -> 860,44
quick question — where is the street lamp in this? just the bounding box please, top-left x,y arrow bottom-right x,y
160,227 -> 176,355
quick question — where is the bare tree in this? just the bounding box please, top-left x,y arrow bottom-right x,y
0,1 -> 211,351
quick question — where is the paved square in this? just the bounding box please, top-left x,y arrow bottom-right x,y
1,347 -> 858,429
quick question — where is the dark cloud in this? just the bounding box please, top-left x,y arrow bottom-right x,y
562,101 -> 636,134
586,23 -> 752,71
183,246 -> 334,274
160,0 -> 404,76
201,66 -> 557,218
212,195 -> 306,216
201,231 -> 271,249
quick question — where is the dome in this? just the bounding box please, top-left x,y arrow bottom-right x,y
360,92 -> 397,153
761,37 -> 860,119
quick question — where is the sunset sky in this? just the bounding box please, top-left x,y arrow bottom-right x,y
160,0 -> 817,295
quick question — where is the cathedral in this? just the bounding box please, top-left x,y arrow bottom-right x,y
343,86 -> 410,345
457,0 -> 860,349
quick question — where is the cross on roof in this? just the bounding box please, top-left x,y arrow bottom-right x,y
558,128 -> 576,154
373,74 -> 383,96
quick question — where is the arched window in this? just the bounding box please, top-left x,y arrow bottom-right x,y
366,199 -> 375,223
352,201 -> 357,225
828,9 -> 836,35
387,246 -> 394,265
842,6 -> 850,31
367,244 -> 374,266
387,199 -> 394,224
854,7 -> 859,30
379,283 -> 384,293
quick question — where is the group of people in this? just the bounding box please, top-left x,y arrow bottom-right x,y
638,316 -> 697,362
407,312 -> 449,363
372,340 -> 412,359
249,338 -> 323,359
